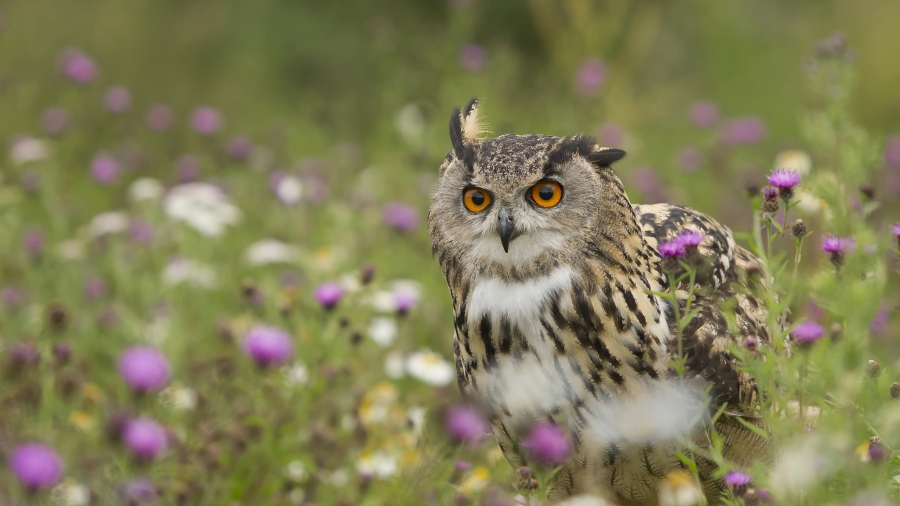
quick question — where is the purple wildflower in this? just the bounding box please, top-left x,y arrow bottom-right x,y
677,147 -> 702,172
314,282 -> 344,309
122,418 -> 169,460
792,321 -> 825,345
105,86 -> 131,113
676,230 -> 705,248
41,107 -> 69,136
768,168 -> 801,200
744,337 -> 758,351
242,325 -> 294,367
821,235 -> 856,254
8,443 -> 64,490
869,305 -> 889,335
724,470 -> 751,487
117,346 -> 171,393
23,228 -> 44,257
190,107 -> 222,135
146,104 -> 174,131
395,291 -> 418,315
129,218 -> 154,244
459,44 -> 487,73
83,276 -> 107,300
176,154 -> 201,182
2,285 -> 25,309
884,135 -> 900,169
892,222 -> 900,237
762,186 -> 779,201
444,405 -> 490,445
721,117 -> 766,146
9,342 -> 40,368
630,167 -> 667,203
689,101 -> 719,128
122,478 -> 157,503
658,240 -> 686,259
522,422 -> 570,465
59,48 -> 96,84
574,58 -> 607,97
383,202 -> 420,232
597,123 -> 624,147
90,154 -> 120,184
454,460 -> 473,472
228,136 -> 253,159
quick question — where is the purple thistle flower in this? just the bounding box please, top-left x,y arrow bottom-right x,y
454,460 -> 473,472
658,240 -> 686,259
129,218 -> 154,245
383,202 -> 420,232
892,222 -> 900,237
395,291 -> 418,315
724,470 -> 752,487
884,135 -> 900,169
444,405 -> 490,445
84,276 -> 107,300
176,154 -> 201,182
574,58 -> 607,97
2,285 -> 25,309
242,325 -> 293,367
105,86 -> 132,113
190,107 -> 222,135
792,321 -> 825,344
768,169 -> 802,196
228,136 -> 252,159
689,101 -> 719,128
522,422 -> 570,465
122,418 -> 169,460
677,147 -> 702,172
869,305 -> 889,335
10,342 -> 40,368
314,282 -> 344,309
41,107 -> 69,136
146,104 -> 174,131
8,443 -> 64,490
596,123 -> 624,147
630,167 -> 667,204
122,478 -> 157,503
23,228 -> 45,257
721,117 -> 766,146
821,235 -> 856,254
117,346 -> 171,393
59,48 -> 96,84
91,154 -> 120,184
459,44 -> 487,73
676,230 -> 706,248
744,337 -> 758,351
762,186 -> 779,201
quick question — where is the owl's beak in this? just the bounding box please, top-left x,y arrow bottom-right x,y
498,209 -> 514,253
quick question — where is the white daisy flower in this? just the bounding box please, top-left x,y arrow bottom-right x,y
370,290 -> 397,313
50,479 -> 90,506
284,460 -> 308,482
129,177 -> 165,202
774,149 -> 812,175
163,182 -> 241,237
283,363 -> 309,388
162,257 -> 217,288
56,239 -> 84,261
245,238 -> 298,265
355,450 -> 399,478
405,350 -> 454,386
384,351 -> 405,379
368,317 -> 398,347
159,382 -> 198,411
275,175 -> 304,206
287,488 -> 305,506
10,137 -> 49,164
339,272 -> 362,294
89,211 -> 129,237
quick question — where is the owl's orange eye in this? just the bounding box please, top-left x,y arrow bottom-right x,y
463,187 -> 492,212
530,181 -> 563,208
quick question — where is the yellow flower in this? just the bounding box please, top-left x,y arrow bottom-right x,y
358,381 -> 398,426
459,466 -> 490,494
81,383 -> 104,404
69,411 -> 95,431
658,470 -> 704,506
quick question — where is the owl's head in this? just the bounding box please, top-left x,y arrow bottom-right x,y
429,99 -> 631,275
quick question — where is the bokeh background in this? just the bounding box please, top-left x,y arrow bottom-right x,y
1,0 -> 900,504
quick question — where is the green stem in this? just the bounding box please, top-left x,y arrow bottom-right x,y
668,270 -> 683,376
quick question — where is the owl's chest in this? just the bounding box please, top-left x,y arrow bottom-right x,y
452,267 -> 670,422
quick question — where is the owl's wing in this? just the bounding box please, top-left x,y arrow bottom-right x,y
633,204 -> 770,412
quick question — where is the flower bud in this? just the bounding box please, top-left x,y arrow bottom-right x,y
791,219 -> 808,239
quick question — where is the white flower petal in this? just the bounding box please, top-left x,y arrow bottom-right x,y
129,178 -> 165,202
10,137 -> 49,164
405,350 -> 454,386
89,211 -> 129,237
368,318 -> 398,347
245,239 -> 298,265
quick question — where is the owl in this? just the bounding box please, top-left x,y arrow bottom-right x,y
428,99 -> 771,504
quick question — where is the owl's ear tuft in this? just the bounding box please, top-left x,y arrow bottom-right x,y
586,147 -> 627,167
449,98 -> 487,159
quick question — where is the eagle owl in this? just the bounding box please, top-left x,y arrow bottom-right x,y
428,99 -> 771,504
